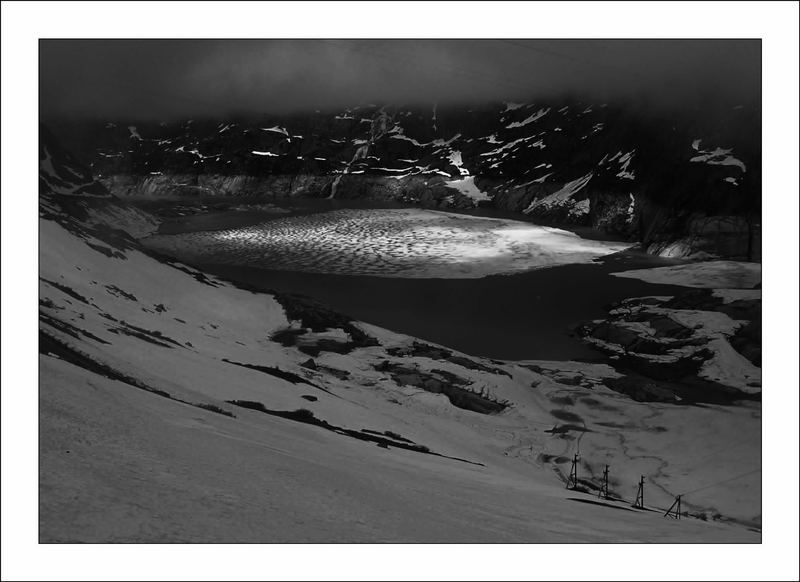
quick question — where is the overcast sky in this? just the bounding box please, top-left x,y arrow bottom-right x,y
39,39 -> 760,121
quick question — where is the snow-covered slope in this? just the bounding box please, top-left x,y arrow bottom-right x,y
38,222 -> 762,540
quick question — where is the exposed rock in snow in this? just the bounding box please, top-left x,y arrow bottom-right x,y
579,291 -> 761,396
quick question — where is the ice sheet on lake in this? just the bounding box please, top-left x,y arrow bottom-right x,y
144,208 -> 631,279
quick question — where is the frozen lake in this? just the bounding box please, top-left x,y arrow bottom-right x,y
144,206 -> 686,360
145,208 -> 633,278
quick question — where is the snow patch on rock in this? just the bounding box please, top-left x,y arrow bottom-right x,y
523,172 -> 593,215
506,108 -> 550,129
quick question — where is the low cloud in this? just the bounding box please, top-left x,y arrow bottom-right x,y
40,39 -> 761,121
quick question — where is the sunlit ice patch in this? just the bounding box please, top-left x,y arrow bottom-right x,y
143,209 -> 632,279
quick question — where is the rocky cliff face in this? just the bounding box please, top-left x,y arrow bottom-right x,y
40,125 -> 111,199
48,100 -> 761,259
39,125 -> 159,239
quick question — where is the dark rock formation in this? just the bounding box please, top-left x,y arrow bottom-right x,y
579,290 -> 762,403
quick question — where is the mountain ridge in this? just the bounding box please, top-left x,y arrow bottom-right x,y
47,99 -> 761,260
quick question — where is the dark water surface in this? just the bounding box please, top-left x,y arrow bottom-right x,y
197,254 -> 685,361
150,200 -> 687,361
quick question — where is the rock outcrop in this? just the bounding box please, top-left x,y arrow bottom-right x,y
578,287 -> 762,403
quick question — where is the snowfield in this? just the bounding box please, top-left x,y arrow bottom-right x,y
39,354 -> 757,543
611,261 -> 761,288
